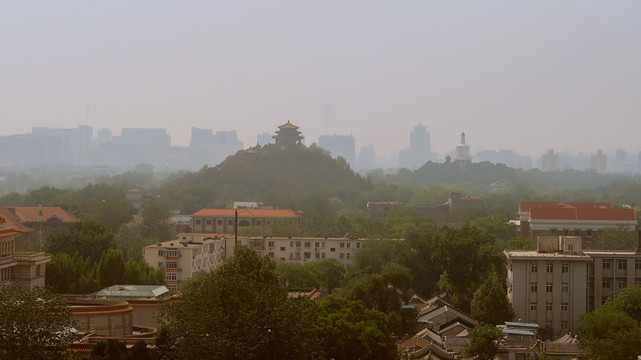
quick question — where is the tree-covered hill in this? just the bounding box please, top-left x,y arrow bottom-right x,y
160,143 -> 372,213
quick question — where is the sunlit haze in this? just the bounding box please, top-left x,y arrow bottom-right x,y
2,1 -> 641,158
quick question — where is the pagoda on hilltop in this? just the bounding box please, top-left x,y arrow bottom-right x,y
273,121 -> 304,146
453,132 -> 472,166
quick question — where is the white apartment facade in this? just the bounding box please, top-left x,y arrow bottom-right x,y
245,236 -> 367,267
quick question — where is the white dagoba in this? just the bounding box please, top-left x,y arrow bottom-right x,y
453,132 -> 472,165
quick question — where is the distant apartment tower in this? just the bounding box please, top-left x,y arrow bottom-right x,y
189,127 -> 243,166
358,145 -> 376,170
257,132 -> 275,146
399,124 -> 432,169
111,128 -> 171,167
319,134 -> 356,166
541,149 -> 558,171
590,150 -> 607,173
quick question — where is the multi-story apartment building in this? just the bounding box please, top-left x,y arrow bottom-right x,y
518,201 -> 636,246
505,234 -> 641,336
143,233 -> 229,290
191,208 -> 300,234
246,236 -> 366,267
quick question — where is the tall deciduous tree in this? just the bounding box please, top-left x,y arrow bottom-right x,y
158,246 -> 320,359
140,196 -> 172,242
464,324 -> 502,360
471,270 -> 516,325
46,221 -> 116,264
0,283 -> 76,360
315,295 -> 398,360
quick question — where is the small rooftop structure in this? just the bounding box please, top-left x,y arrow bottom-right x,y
95,285 -> 170,300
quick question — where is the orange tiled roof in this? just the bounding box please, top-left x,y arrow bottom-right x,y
0,206 -> 81,223
278,121 -> 299,129
192,208 -> 301,218
0,210 -> 35,233
530,206 -> 635,221
519,201 -> 612,213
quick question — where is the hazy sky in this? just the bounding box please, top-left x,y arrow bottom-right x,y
2,1 -> 641,158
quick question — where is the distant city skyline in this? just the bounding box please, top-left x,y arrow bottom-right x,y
2,1 -> 641,158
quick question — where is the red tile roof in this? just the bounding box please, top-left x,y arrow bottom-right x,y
0,206 -> 81,223
192,208 -> 301,218
530,207 -> 635,221
519,201 -> 612,213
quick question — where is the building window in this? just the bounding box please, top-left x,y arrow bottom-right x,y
304,252 -> 311,259
602,279 -> 611,288
195,219 -> 201,225
256,220 -> 262,226
346,253 -> 351,259
562,263 -> 569,273
280,247 -> 285,251
346,242 -> 350,248
561,302 -> 568,311
568,244 -> 574,251
356,242 -> 361,248
636,278 -> 641,286
546,262 -> 553,273
561,321 -> 568,329
617,279 -> 627,289
166,273 -> 177,281
330,248 -> 336,252
340,242 -> 345,248
268,252 -> 274,258
561,283 -> 569,292
602,297 -> 608,305
158,250 -> 165,256
321,253 -> 325,259
545,303 -> 553,311
546,283 -> 553,293
289,241 -> 294,248
315,253 -> 320,259
315,242 -> 320,248
340,253 -> 345,259
530,283 -> 538,292
304,242 -> 311,248
618,260 -> 627,270
563,229 -> 569,236
530,303 -> 537,311
295,241 -> 301,248
268,241 -> 275,248
217,220 -> 223,225
603,260 -> 612,269
586,230 -> 593,237
635,260 -> 641,270
227,219 -> 234,226
166,262 -> 178,269
166,250 -> 178,257
530,263 -> 538,273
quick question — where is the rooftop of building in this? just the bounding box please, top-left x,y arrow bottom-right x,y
503,249 -> 592,260
532,207 -> 635,221
0,206 -> 82,224
277,121 -> 300,129
95,285 -> 170,299
192,208 -> 300,218
519,201 -> 612,213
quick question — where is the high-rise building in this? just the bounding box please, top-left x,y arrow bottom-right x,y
398,124 -> 433,169
257,132 -> 275,146
590,149 -> 607,173
358,145 -> 375,170
319,134 -> 356,166
541,149 -> 558,171
189,128 -> 243,167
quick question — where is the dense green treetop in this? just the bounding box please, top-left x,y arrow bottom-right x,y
0,282 -> 76,360
471,270 -> 516,325
46,221 -> 116,264
464,324 -> 503,360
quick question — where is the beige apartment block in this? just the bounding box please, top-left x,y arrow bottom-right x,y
143,233 -> 228,290
505,236 -> 590,336
245,236 -> 366,266
505,234 -> 641,337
